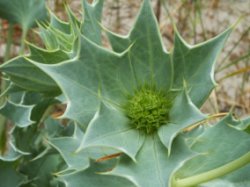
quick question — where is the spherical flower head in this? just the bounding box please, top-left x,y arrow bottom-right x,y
125,85 -> 173,134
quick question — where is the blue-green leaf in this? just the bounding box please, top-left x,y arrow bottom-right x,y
175,114 -> 250,183
0,57 -> 61,95
172,28 -> 232,106
0,141 -> 29,161
0,100 -> 34,127
106,0 -> 172,90
82,103 -> 144,161
81,0 -> 104,44
158,90 -> 205,152
108,135 -> 194,187
59,159 -> 136,187
0,160 -> 26,186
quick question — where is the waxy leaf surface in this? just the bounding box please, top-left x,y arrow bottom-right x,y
201,164 -> 250,187
108,135 -> 194,187
173,29 -> 232,106
0,56 -> 61,95
49,125 -> 92,171
158,90 -> 205,152
81,0 -> 103,44
0,160 -> 26,186
0,100 -> 34,127
175,114 -> 250,180
59,160 -> 136,187
82,103 -> 144,161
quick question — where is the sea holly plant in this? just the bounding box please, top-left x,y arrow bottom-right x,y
0,0 -> 249,187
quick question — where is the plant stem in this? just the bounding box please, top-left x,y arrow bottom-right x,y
183,112 -> 228,132
4,23 -> 13,61
172,152 -> 250,187
19,28 -> 27,54
0,114 -> 7,154
218,66 -> 250,82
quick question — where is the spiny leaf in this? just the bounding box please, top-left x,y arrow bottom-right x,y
107,0 -> 232,107
0,160 -> 26,186
82,102 -> 144,161
174,114 -> 250,180
19,153 -> 65,187
44,117 -> 75,138
12,123 -> 48,153
5,85 -> 26,104
39,0 -> 102,51
81,0 -> 104,44
0,0 -> 105,101
0,140 -> 29,161
106,0 -> 172,90
28,44 -> 70,64
0,100 -> 34,127
22,93 -> 57,122
0,56 -> 61,96
48,125 -> 91,171
158,90 -> 205,152
49,123 -> 120,171
59,159 -> 136,187
48,9 -> 71,35
235,116 -> 250,133
28,35 -> 132,126
1,86 -> 58,124
39,6 -> 81,52
39,23 -> 76,52
172,28 -> 232,106
107,135 -> 194,187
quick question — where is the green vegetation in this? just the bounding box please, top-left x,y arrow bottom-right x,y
0,0 -> 249,186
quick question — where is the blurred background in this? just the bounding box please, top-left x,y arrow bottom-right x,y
0,0 -> 249,117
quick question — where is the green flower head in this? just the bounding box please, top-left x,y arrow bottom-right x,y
125,85 -> 173,134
